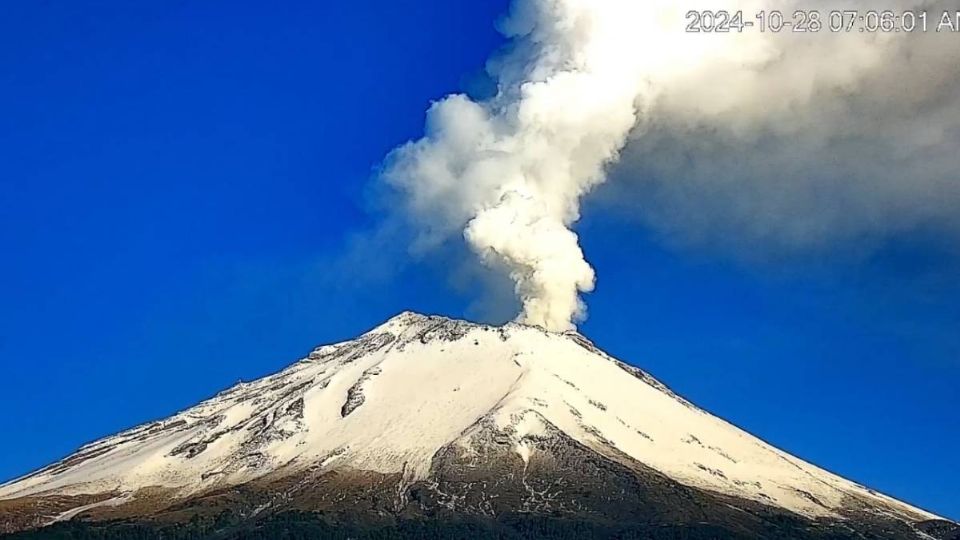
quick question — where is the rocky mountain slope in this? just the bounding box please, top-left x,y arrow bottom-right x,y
1,312 -> 956,539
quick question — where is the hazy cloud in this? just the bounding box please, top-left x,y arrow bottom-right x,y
602,3 -> 960,259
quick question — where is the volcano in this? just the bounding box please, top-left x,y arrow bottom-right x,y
1,312 -> 956,539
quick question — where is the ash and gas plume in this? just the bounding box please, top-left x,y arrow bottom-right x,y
382,0 -> 960,331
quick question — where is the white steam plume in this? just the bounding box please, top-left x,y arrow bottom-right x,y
384,0 -> 960,330
384,0 -> 728,331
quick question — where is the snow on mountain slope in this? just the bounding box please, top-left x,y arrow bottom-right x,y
0,312 -> 941,525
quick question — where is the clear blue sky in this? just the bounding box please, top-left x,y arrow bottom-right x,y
1,0 -> 957,520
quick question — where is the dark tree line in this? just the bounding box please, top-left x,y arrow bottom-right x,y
3,509 -> 938,540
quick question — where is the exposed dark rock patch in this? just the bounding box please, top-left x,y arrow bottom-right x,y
587,399 -> 606,411
341,367 -> 382,417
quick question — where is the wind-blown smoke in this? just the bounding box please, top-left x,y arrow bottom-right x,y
384,0 -> 960,330
605,1 -> 960,257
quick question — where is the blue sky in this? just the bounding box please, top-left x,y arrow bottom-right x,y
1,0 -> 958,520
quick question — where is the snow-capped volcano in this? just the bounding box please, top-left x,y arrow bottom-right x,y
1,312 -> 954,538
